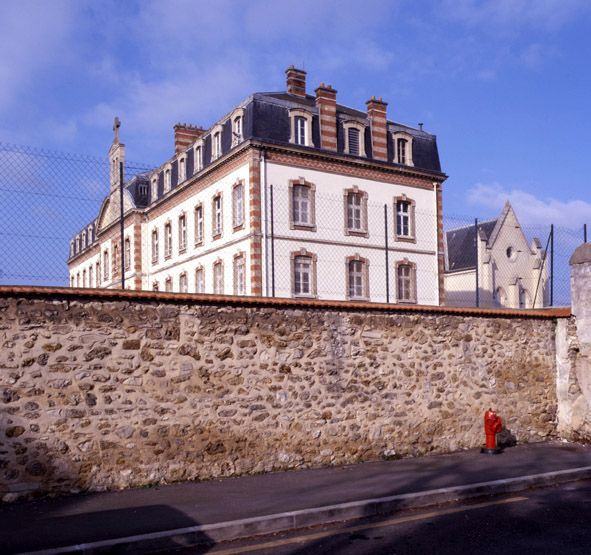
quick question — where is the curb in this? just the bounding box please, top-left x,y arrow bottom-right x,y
19,465 -> 591,555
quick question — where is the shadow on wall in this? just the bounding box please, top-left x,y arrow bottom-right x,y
0,501 -> 214,554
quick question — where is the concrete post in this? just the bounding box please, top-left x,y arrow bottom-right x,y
557,244 -> 591,437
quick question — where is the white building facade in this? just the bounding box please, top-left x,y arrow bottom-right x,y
68,67 -> 447,305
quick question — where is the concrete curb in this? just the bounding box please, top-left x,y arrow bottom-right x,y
19,465 -> 591,555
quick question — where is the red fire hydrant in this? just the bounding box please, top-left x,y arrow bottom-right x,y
481,408 -> 503,455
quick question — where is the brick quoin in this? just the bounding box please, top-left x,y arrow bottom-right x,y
249,151 -> 263,296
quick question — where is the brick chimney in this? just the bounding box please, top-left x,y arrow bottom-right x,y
366,96 -> 388,162
174,123 -> 205,154
315,83 -> 338,151
286,66 -> 307,97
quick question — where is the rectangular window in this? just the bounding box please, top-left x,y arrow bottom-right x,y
83,269 -> 87,288
213,132 -> 221,159
195,205 -> 204,244
295,116 -> 306,145
195,268 -> 204,293
234,256 -> 246,295
165,277 -> 172,292
124,238 -> 131,271
164,223 -> 172,258
213,195 -> 223,237
348,260 -> 364,298
179,214 -> 187,252
88,265 -> 93,288
178,158 -> 186,182
195,146 -> 203,172
348,127 -> 360,156
113,244 -> 120,276
179,273 -> 188,293
153,281 -> 159,292
232,116 -> 243,146
103,251 -> 109,281
76,273 -> 80,288
294,255 -> 312,296
397,264 -> 414,302
396,201 -> 411,237
232,184 -> 244,229
96,261 -> 101,286
397,139 -> 408,165
213,262 -> 224,294
347,192 -> 362,231
164,169 -> 171,192
151,229 -> 159,264
292,185 -> 310,226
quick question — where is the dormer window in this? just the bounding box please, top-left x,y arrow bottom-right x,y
151,175 -> 158,200
289,109 -> 313,147
232,116 -> 243,146
81,231 -> 87,249
343,121 -> 366,157
178,156 -> 186,183
211,125 -> 223,160
392,132 -> 414,166
164,166 -> 172,193
194,143 -> 203,172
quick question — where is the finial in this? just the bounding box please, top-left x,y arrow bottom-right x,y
113,116 -> 121,143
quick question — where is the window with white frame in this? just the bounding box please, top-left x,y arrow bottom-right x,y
232,115 -> 243,147
213,261 -> 224,294
151,176 -> 158,200
178,213 -> 187,252
151,229 -> 159,264
195,267 -> 204,293
212,130 -> 222,160
179,272 -> 188,293
194,204 -> 204,244
396,261 -> 416,303
76,236 -> 80,253
164,167 -> 171,193
96,261 -> 101,286
70,241 -> 74,258
232,182 -> 244,229
83,269 -> 87,288
88,265 -> 93,288
81,231 -> 87,249
153,281 -> 159,292
233,254 -> 246,295
124,237 -> 131,271
345,189 -> 368,235
347,257 -> 368,300
164,222 -> 172,258
103,250 -> 109,281
212,194 -> 223,237
113,244 -> 120,276
178,156 -> 186,183
290,180 -> 316,229
194,144 -> 203,172
165,276 -> 172,292
289,109 -> 313,147
71,275 -> 75,288
395,197 -> 415,241
343,121 -> 366,157
76,273 -> 80,287
392,132 -> 414,166
292,251 -> 316,297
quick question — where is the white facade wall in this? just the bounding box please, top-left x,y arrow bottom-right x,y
142,163 -> 252,294
265,162 -> 439,305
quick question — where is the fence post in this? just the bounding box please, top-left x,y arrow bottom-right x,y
550,224 -> 554,306
119,161 -> 125,290
384,204 -> 390,303
475,218 -> 479,308
270,184 -> 275,297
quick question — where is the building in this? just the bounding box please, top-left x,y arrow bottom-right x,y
68,66 -> 447,304
444,201 -> 548,308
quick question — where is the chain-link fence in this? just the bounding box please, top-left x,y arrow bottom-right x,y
0,142 -> 584,308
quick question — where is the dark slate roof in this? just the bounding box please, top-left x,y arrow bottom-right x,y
445,219 -> 497,272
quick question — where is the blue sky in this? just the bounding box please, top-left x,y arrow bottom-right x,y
1,0 -> 590,230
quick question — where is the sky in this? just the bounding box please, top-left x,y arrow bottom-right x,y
1,0 -> 591,232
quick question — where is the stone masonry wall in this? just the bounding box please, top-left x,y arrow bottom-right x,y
0,292 -> 559,499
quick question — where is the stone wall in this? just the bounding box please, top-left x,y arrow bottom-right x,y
0,290 -> 562,500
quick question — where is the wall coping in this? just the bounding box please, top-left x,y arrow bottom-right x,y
0,286 -> 571,320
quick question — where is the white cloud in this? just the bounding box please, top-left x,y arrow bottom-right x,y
467,183 -> 591,229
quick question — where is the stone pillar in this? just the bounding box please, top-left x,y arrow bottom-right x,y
557,244 -> 591,437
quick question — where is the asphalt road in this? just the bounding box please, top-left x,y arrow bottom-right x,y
175,479 -> 591,555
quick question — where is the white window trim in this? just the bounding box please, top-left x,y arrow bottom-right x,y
232,180 -> 245,230
392,131 -> 414,167
177,154 -> 186,183
229,107 -> 245,147
213,259 -> 224,294
233,252 -> 246,296
343,120 -> 366,157
151,174 -> 158,200
151,228 -> 159,264
289,108 -> 314,147
211,124 -> 223,161
194,140 -> 204,173
163,163 -> 172,193
178,212 -> 187,253
194,203 -> 204,245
